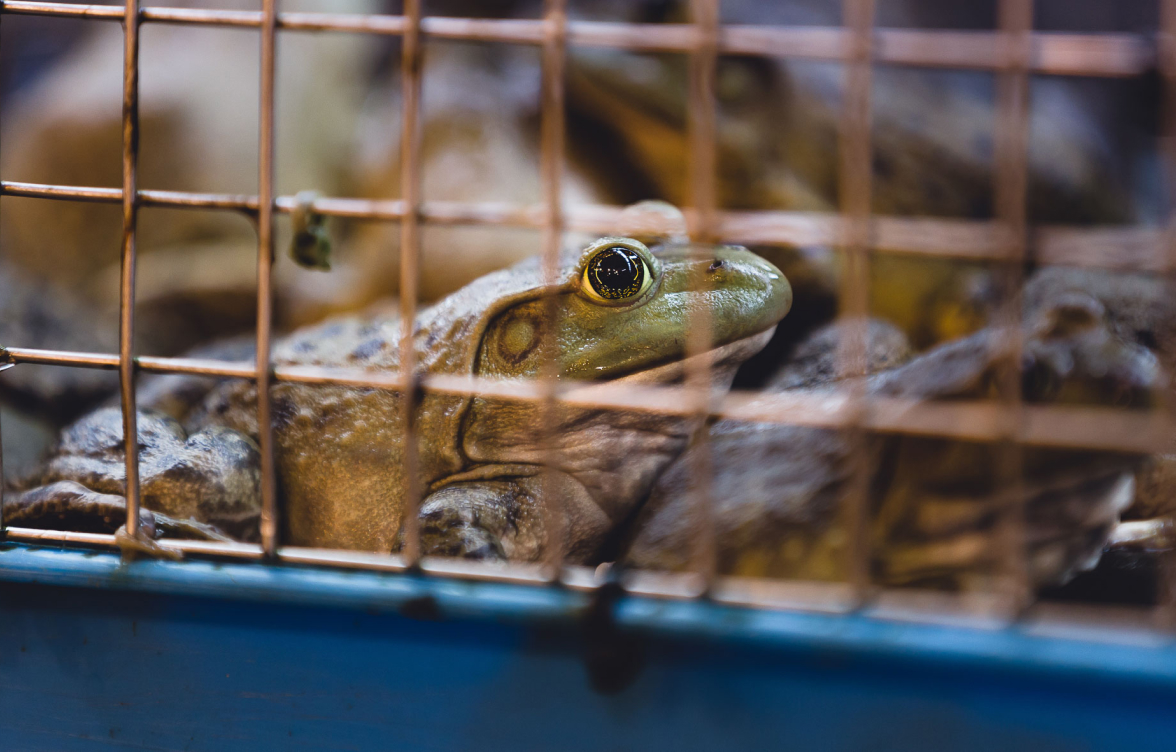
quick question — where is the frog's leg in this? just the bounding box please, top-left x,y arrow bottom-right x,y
418,473 -> 611,562
9,407 -> 261,544
4,480 -> 234,561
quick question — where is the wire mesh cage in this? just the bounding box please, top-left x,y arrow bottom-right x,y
0,0 -> 1172,637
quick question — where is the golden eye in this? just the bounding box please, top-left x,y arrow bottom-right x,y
581,245 -> 654,303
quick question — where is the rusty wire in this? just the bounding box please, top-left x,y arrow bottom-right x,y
992,0 -> 1033,615
2,179 -> 1170,270
255,0 -> 279,558
684,0 -> 719,595
1,343 -> 1170,454
1160,0 -> 1176,627
537,0 -> 568,577
396,0 -> 424,568
837,0 -> 875,607
118,0 -> 142,546
0,0 -> 1170,624
0,2 -> 1156,76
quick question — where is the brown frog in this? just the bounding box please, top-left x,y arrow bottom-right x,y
6,234 -> 791,562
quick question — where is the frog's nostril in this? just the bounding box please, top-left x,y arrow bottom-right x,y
708,259 -> 725,272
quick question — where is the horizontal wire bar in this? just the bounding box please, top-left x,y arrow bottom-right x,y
2,346 -> 1167,453
4,522 -> 1161,635
710,576 -> 865,615
0,181 -> 1167,270
11,524 -> 1163,634
2,526 -> 568,585
0,2 -> 1154,76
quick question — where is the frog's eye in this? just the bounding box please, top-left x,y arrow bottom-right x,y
581,245 -> 654,303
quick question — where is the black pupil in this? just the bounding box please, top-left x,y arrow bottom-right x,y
588,247 -> 645,300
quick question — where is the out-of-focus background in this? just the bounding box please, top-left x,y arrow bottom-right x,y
0,0 -> 1164,479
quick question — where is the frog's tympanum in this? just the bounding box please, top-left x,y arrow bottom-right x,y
625,283 -> 1164,590
7,236 -> 791,562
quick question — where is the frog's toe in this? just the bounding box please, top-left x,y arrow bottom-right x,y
149,512 -> 238,543
4,480 -> 158,538
421,523 -> 506,560
32,407 -> 261,542
416,483 -> 517,560
5,479 -> 241,546
418,508 -> 506,560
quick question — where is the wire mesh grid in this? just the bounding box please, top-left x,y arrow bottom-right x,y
0,0 -> 1171,631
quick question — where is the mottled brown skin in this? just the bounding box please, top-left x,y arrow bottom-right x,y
1025,269 -> 1176,519
8,408 -> 261,541
621,320 -> 914,582
625,289 -> 1163,590
1022,268 -> 1176,575
10,236 -> 791,562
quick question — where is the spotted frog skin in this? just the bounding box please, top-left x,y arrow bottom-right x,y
8,235 -> 791,562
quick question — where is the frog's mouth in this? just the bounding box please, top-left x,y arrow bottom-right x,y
616,325 -> 777,386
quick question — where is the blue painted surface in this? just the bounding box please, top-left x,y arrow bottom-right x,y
0,544 -> 1172,750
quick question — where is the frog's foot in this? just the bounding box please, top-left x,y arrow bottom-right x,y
421,513 -> 503,560
5,480 -> 160,536
416,482 -> 530,561
3,480 -> 183,560
879,469 -> 1136,588
5,480 -> 237,547
33,407 -> 262,542
419,504 -> 506,560
151,514 -> 236,543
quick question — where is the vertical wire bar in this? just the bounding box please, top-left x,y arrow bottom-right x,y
1157,0 -> 1176,627
538,0 -> 568,578
837,0 -> 875,604
397,0 -> 424,567
686,0 -> 719,592
256,0 -> 279,557
994,0 -> 1033,613
119,0 -> 142,543
0,405 -> 5,534
0,6 -> 5,535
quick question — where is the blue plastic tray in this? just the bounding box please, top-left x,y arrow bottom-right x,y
0,543 -> 1172,751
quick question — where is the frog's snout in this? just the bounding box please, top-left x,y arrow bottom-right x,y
712,247 -> 793,336
651,244 -> 791,349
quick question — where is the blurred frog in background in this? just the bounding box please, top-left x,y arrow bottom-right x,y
623,268 -> 1164,590
564,0 -> 1158,358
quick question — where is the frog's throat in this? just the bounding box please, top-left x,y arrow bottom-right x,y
615,325 -> 776,385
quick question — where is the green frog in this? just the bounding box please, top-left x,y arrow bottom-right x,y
6,234 -> 791,562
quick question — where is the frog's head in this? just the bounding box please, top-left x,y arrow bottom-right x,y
434,234 -> 790,559
472,235 -> 790,381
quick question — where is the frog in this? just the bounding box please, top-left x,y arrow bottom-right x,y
622,278 -> 1163,590
5,232 -> 791,563
1019,266 -> 1176,596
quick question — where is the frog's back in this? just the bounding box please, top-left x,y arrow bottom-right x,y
186,262 -> 551,551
